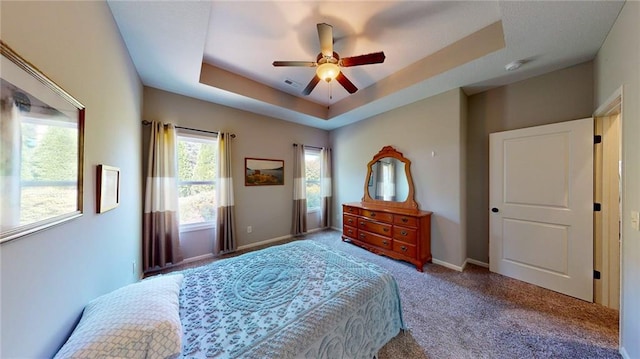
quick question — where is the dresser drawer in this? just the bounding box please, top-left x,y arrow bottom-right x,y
358,231 -> 392,249
394,215 -> 418,227
358,219 -> 392,237
343,214 -> 358,227
343,225 -> 357,238
361,209 -> 393,223
393,241 -> 416,258
393,226 -> 417,245
343,205 -> 359,215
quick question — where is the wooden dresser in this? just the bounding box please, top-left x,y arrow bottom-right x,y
342,202 -> 432,271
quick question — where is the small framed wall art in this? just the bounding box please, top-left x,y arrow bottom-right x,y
245,158 -> 284,186
97,165 -> 120,213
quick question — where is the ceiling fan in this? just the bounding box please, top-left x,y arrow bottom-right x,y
273,23 -> 386,96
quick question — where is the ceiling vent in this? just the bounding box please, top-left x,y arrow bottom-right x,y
284,78 -> 301,88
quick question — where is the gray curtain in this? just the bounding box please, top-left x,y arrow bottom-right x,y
215,132 -> 237,254
143,121 -> 182,271
320,147 -> 332,228
292,144 -> 307,235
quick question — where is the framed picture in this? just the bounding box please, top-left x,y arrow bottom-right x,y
97,165 -> 120,213
245,158 -> 284,186
0,41 -> 85,243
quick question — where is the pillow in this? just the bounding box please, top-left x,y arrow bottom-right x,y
54,274 -> 184,359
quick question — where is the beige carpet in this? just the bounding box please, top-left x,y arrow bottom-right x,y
159,230 -> 620,359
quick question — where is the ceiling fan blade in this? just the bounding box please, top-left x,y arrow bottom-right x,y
273,61 -> 316,67
317,23 -> 333,57
302,75 -> 321,96
340,52 -> 386,67
336,72 -> 358,94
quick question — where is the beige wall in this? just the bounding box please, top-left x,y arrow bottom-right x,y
466,61 -> 594,262
142,87 -> 329,259
594,2 -> 640,357
330,88 -> 467,268
0,1 -> 143,357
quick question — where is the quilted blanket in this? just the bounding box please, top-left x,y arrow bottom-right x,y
178,240 -> 404,358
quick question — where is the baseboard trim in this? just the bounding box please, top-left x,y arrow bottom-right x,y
432,258 -> 464,272
620,346 -> 629,359
237,234 -> 293,251
182,253 -> 214,264
182,229 -> 330,262
465,258 -> 489,268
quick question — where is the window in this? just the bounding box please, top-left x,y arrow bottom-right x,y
305,150 -> 321,211
176,132 -> 217,230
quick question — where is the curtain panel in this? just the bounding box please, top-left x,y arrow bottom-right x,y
292,144 -> 307,235
143,121 -> 182,271
320,147 -> 333,228
215,132 -> 237,254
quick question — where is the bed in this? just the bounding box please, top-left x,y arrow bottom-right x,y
54,240 -> 405,359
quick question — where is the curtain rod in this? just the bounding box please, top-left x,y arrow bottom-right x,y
142,120 -> 236,138
293,143 -> 324,150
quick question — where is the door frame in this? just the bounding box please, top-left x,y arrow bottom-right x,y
593,87 -> 624,312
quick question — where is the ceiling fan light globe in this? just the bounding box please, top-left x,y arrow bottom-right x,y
316,63 -> 340,82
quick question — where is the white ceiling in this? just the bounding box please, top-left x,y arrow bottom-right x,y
107,1 -> 624,130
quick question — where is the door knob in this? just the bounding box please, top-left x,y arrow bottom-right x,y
491,208 -> 499,213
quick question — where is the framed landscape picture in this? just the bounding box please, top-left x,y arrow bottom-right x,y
245,158 -> 284,186
0,41 -> 85,243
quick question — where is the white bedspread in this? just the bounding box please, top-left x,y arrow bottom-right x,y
178,240 -> 405,358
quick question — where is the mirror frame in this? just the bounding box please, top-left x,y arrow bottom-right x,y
362,146 -> 418,210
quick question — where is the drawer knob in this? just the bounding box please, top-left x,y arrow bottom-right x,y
359,233 -> 365,239
402,217 -> 408,223
383,227 -> 389,232
370,212 -> 376,217
360,221 -> 365,226
401,245 -> 407,252
401,230 -> 407,236
348,219 -> 353,223
383,240 -> 388,245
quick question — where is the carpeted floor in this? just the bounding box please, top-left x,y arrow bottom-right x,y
161,229 -> 620,359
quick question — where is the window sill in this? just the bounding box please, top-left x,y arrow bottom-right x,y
180,222 -> 215,233
307,208 -> 321,214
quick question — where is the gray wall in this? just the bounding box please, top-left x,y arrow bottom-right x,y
330,88 -> 468,268
594,2 -> 640,357
466,61 -> 594,262
0,2 -> 143,357
142,87 -> 329,259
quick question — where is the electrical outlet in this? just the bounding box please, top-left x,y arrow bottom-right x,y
631,211 -> 639,231
247,226 -> 252,233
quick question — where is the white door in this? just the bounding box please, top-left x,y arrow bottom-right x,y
489,118 -> 593,301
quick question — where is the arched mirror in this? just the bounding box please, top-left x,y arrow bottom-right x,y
362,146 -> 418,210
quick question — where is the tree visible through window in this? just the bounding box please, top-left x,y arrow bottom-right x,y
18,117 -> 78,224
305,150 -> 320,210
176,133 -> 217,228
